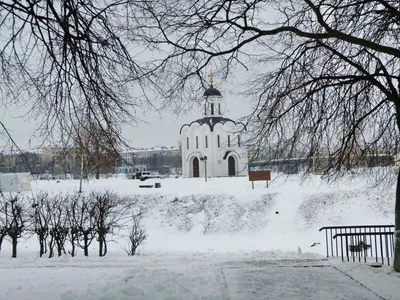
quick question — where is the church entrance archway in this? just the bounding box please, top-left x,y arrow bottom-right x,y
193,157 -> 200,177
228,156 -> 236,176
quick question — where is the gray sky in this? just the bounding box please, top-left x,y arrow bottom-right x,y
0,82 -> 253,151
0,2 -> 270,153
124,89 -> 253,148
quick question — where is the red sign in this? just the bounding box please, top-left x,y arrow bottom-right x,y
249,171 -> 271,181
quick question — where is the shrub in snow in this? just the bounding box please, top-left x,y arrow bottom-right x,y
164,193 -> 277,234
67,191 -> 132,257
0,219 -> 6,253
367,190 -> 394,217
297,193 -> 338,227
90,190 -> 132,257
297,191 -> 358,227
297,188 -> 395,228
65,196 -> 81,257
0,193 -> 29,258
29,192 -> 73,258
1,190 -> 147,258
243,194 -> 276,231
28,192 -> 52,257
29,192 -> 78,258
124,211 -> 147,256
65,193 -> 96,257
47,194 -> 69,258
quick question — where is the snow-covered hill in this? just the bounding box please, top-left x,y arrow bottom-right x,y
4,170 -> 394,256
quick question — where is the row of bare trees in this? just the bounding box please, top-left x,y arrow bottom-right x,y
0,191 -> 146,258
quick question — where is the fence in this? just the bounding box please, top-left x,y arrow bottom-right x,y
319,225 -> 395,265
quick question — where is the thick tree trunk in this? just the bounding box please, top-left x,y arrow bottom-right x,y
68,236 -> 76,257
48,235 -> 55,258
56,239 -> 64,257
397,2 -> 400,272
98,235 -> 108,257
394,104 -> 400,271
0,234 -> 4,252
39,237 -> 45,257
96,166 -> 100,180
394,169 -> 400,271
11,236 -> 18,258
99,236 -> 103,257
84,234 -> 89,257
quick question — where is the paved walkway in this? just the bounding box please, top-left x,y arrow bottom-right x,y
223,260 -> 382,300
2,258 -> 395,300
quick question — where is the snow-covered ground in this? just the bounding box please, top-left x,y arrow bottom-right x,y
1,171 -> 400,299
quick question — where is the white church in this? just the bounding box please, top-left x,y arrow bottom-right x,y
180,75 -> 248,178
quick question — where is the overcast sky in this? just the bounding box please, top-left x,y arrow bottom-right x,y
0,2 -> 276,153
0,80 -> 254,151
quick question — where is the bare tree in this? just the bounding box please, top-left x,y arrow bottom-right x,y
47,195 -> 69,258
0,210 -> 7,252
72,195 -> 97,257
0,0 -> 152,148
90,190 -> 131,257
73,120 -> 119,181
0,194 -> 28,258
65,196 -> 80,257
29,192 -> 52,257
124,211 -> 147,256
137,0 -> 400,269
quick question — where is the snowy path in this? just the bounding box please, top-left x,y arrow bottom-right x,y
223,261 -> 382,300
1,257 -> 394,300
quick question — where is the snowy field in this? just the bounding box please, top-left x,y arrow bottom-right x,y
1,171 -> 400,299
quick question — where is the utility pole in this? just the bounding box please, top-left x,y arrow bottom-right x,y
200,155 -> 208,182
11,144 -> 15,173
79,149 -> 84,193
204,156 -> 207,182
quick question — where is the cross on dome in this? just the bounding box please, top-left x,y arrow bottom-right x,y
209,71 -> 214,86
204,71 -> 221,97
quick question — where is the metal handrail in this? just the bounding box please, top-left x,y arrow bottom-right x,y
319,225 -> 394,231
319,225 -> 395,266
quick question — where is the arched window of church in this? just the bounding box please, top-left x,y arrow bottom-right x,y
205,136 -> 208,148
187,137 -> 189,149
228,135 -> 230,147
217,135 -> 220,147
211,103 -> 214,115
196,136 -> 199,148
238,135 -> 241,147
218,103 -> 221,115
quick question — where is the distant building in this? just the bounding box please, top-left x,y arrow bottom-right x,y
116,146 -> 181,175
0,146 -> 79,178
180,74 -> 248,178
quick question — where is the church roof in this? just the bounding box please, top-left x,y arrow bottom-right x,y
203,85 -> 222,97
179,117 -> 247,133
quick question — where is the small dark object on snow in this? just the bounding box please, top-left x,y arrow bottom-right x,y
275,211 -> 279,214
349,241 -> 371,252
139,185 -> 153,188
56,180 -> 60,183
310,242 -> 321,247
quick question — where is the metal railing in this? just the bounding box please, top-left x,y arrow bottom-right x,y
319,225 -> 395,265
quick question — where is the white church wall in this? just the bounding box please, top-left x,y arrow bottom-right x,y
182,120 -> 249,178
180,126 -> 190,178
180,83 -> 249,179
181,123 -> 216,178
212,122 -> 248,177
